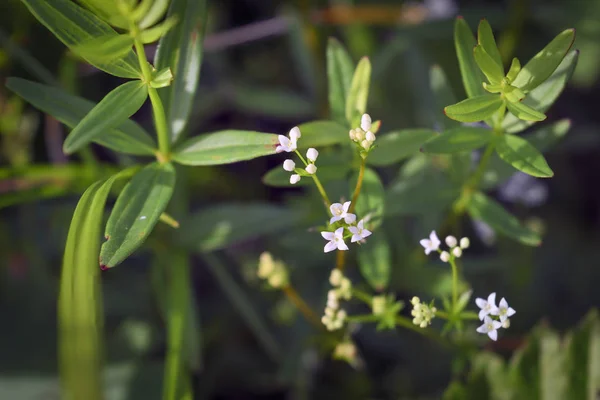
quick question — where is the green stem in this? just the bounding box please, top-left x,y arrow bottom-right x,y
351,288 -> 373,306
436,310 -> 450,320
295,150 -> 331,208
349,157 -> 366,213
449,257 -> 459,310
346,314 -> 380,323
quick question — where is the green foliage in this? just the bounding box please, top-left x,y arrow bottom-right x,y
72,34 -> 135,64
327,38 -> 354,125
357,230 -> 391,291
350,167 -> 385,228
368,129 -> 437,166
345,56 -> 371,126
444,94 -> 503,122
296,120 -> 349,148
495,135 -> 553,178
421,127 -> 493,154
454,17 -> 486,98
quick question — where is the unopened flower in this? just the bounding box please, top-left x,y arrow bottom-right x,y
493,298 -> 516,322
365,130 -> 375,143
372,295 -> 386,315
290,174 -> 301,184
411,297 -> 437,328
348,219 -> 372,243
460,237 -> 470,249
276,135 -> 296,153
476,315 -> 502,341
361,139 -> 370,150
338,276 -> 352,300
445,235 -> 457,248
420,231 -> 441,255
283,159 -> 295,172
440,251 -> 450,262
257,252 -> 275,279
333,339 -> 358,364
321,227 -> 349,253
257,252 -> 288,288
305,164 -> 317,174
289,126 -> 301,141
327,290 -> 339,309
329,269 -> 343,286
452,247 -> 462,258
475,292 -> 497,321
329,201 -> 356,224
306,148 -> 318,162
501,318 -> 511,329
321,308 -> 347,331
361,114 -> 372,131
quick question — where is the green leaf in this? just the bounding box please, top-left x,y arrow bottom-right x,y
72,34 -> 134,64
349,167 -> 385,228
385,174 -> 460,216
368,129 -> 437,166
477,19 -> 503,68
430,65 -> 460,129
444,94 -> 503,122
172,131 -> 279,166
63,80 -> 149,154
503,50 -> 578,133
421,126 -> 493,154
345,56 -> 371,125
357,230 -> 391,291
509,329 -> 542,399
296,120 -> 350,148
154,0 -> 206,142
495,134 -> 553,178
454,17 -> 486,98
6,78 -> 156,155
511,28 -> 575,92
525,119 -> 571,153
150,67 -> 173,88
473,45 -> 504,85
139,0 -> 170,29
100,163 -> 176,268
326,38 -> 354,125
565,310 -> 600,400
505,100 -> 546,122
230,85 -> 314,119
20,0 -> 140,78
466,191 -> 541,246
139,16 -> 178,44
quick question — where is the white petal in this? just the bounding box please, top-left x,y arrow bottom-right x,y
351,234 -> 361,243
478,309 -> 487,321
337,241 -> 349,251
283,159 -> 295,171
488,330 -> 498,341
499,314 -> 508,322
329,216 -> 341,224
324,241 -> 337,253
361,113 -> 372,131
430,230 -> 440,245
499,298 -> 508,309
476,324 -> 489,334
490,306 -> 500,316
342,201 -> 351,213
275,145 -> 284,153
492,320 -> 502,330
357,220 -> 364,229
348,226 -> 358,234
507,307 -> 516,317
487,292 -> 497,307
321,231 -> 334,240
278,135 -> 290,147
344,213 -> 356,224
330,203 -> 342,215
334,227 -> 345,238
475,298 -> 487,309
289,126 -> 301,140
419,239 -> 430,249
361,229 -> 372,239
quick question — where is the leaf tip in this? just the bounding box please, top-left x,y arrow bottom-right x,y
100,264 -> 109,271
456,15 -> 464,20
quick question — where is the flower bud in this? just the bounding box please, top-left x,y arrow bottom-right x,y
354,129 -> 365,142
289,126 -> 301,141
305,164 -> 317,174
306,148 -> 319,162
365,131 -> 375,143
460,237 -> 470,249
440,251 -> 450,262
445,235 -> 457,248
372,295 -> 386,315
410,296 -> 420,306
452,247 -> 462,258
349,129 -> 356,141
361,113 -> 372,132
329,269 -> 343,286
502,318 -> 511,329
290,174 -> 301,184
361,140 -> 370,150
283,159 -> 295,172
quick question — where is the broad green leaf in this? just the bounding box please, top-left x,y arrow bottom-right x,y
345,57 -> 371,125
76,0 -> 121,23
368,129 -> 437,166
540,329 -> 569,400
357,230 -> 391,291
473,45 -> 504,85
296,120 -> 349,148
72,34 -> 134,64
20,0 -> 140,78
385,175 -> 460,216
444,94 -> 503,122
565,311 -> 600,400
6,78 -> 156,155
421,126 -> 493,154
509,329 -> 542,399
525,119 -> 571,152
139,16 -> 178,44
477,19 -> 503,68
430,65 -> 460,129
172,131 -> 279,166
139,0 -> 170,29
506,100 -> 546,122
512,29 -> 575,92
454,17 -> 486,98
63,80 -> 148,154
326,38 -> 354,125
350,167 -> 385,228
466,191 -> 541,246
100,163 -> 176,268
155,0 -> 206,142
178,204 -> 303,252
495,134 -> 553,178
503,50 -> 578,133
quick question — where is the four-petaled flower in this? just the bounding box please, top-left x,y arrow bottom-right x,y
476,316 -> 502,341
420,230 -> 441,255
348,219 -> 372,243
321,227 -> 349,253
276,135 -> 296,153
329,201 -> 356,224
475,292 -> 497,320
495,297 -> 516,322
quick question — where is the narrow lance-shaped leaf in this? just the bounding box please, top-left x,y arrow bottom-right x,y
430,65 -> 460,129
444,94 -> 503,123
72,34 -> 134,64
357,230 -> 391,291
350,167 -> 385,229
477,19 -> 503,68
506,100 -> 546,122
473,45 -> 504,85
345,56 -> 371,126
20,0 -> 140,78
139,16 -> 178,44
296,120 -> 348,149
63,80 -> 149,154
421,126 -> 493,154
454,17 -> 486,98
495,134 -> 553,178
6,77 -> 156,155
564,311 -> 600,400
139,0 -> 170,29
326,38 -> 354,125
100,162 -> 176,269
368,129 -> 437,166
172,131 -> 279,166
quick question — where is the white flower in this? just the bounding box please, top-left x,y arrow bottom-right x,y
501,318 -> 511,329
276,135 -> 296,153
365,130 -> 375,142
440,251 -> 450,262
493,297 -> 516,322
290,174 -> 301,184
460,237 -> 470,249
283,159 -> 295,172
476,316 -> 502,341
361,114 -> 372,131
445,235 -> 457,248
475,292 -> 497,321
361,139 -> 370,149
289,126 -> 301,141
329,201 -> 356,224
327,290 -> 339,309
321,227 -> 349,253
420,230 -> 441,255
305,164 -> 317,174
348,219 -> 372,243
306,148 -> 319,162
452,247 -> 462,258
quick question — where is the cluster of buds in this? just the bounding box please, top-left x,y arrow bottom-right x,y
475,292 -> 515,341
420,230 -> 469,262
257,252 -> 288,288
321,201 -> 372,253
321,269 -> 352,331
349,113 -> 378,151
277,127 -> 321,185
410,296 -> 437,328
333,338 -> 360,366
372,294 -> 403,330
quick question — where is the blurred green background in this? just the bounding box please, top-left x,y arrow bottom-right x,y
1,0 -> 599,398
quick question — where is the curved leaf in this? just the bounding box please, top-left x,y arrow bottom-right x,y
421,126 -> 493,154
444,94 -> 503,123
495,134 -> 553,178
345,56 -> 371,125
506,101 -> 546,122
477,19 -> 503,68
296,120 -> 348,149
327,38 -> 354,125
357,230 -> 391,291
430,65 -> 460,129
172,131 -> 279,166
368,129 -> 437,166
454,17 -> 486,98
72,34 -> 134,64
474,45 -> 504,85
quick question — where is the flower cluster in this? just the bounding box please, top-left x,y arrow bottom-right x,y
277,126 -> 321,185
420,230 -> 469,262
410,296 -> 437,328
321,269 -> 352,331
349,114 -> 378,151
276,126 -> 300,153
372,294 -> 403,330
257,252 -> 288,288
475,292 -> 515,341
321,201 -> 372,253
333,338 -> 359,366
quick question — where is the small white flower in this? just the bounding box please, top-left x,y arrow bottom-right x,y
440,251 -> 450,262
460,237 -> 470,249
276,135 -> 296,153
289,126 -> 301,141
493,297 -> 516,322
290,174 -> 301,184
283,159 -> 295,172
306,148 -> 319,162
361,114 -> 372,132
348,219 -> 372,243
420,231 -> 441,255
305,164 -> 317,174
476,315 -> 503,341
365,130 -> 375,143
321,227 -> 349,253
452,247 -> 462,258
361,139 -> 370,150
475,292 -> 497,321
329,201 -> 356,224
445,235 -> 457,248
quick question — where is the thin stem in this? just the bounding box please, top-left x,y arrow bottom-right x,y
346,314 -> 379,323
159,212 -> 180,228
335,249 -> 346,271
436,310 -> 450,320
349,157 -> 367,213
282,285 -> 324,330
460,311 -> 480,320
449,257 -> 459,310
351,288 -> 373,306
295,150 -> 331,208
